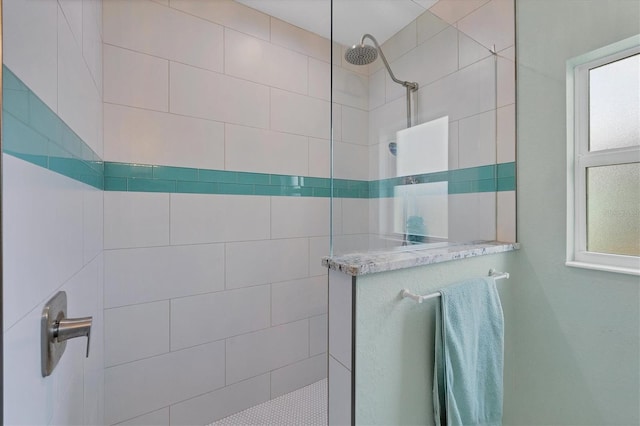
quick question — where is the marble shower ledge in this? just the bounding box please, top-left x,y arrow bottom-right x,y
322,241 -> 520,276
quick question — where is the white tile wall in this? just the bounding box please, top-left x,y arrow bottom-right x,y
271,88 -> 330,139
271,197 -> 330,239
170,374 -> 271,425
170,194 -> 270,244
458,109 -> 497,168
169,0 -> 271,41
429,0 -> 491,25
105,341 -> 225,425
58,8 -> 103,156
4,0 -> 58,111
342,199 -> 370,235
271,277 -> 328,325
497,190 -> 516,243
104,243 -> 225,308
104,192 -> 170,249
225,124 -> 308,176
270,18 -> 330,62
310,314 -> 329,356
449,192 -> 497,242
170,61 -> 270,128
170,285 -> 271,350
457,0 -> 515,52
225,28 -> 308,94
416,10 -> 451,45
103,44 -> 169,112
225,320 -> 310,384
329,269 -> 352,370
104,103 -> 225,169
270,354 -> 327,398
308,138 -> 331,178
118,408 -> 170,426
328,356 -> 352,426
497,104 -> 516,163
342,106 -> 369,146
3,155 -> 84,330
103,0 -> 224,73
104,301 -> 170,367
225,238 -> 309,289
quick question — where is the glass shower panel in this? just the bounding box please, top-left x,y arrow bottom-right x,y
331,0 -> 502,256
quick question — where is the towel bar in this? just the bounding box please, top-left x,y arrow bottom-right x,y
400,269 -> 509,303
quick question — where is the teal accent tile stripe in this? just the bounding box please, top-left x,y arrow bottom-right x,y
3,66 -> 516,197
2,66 -> 104,189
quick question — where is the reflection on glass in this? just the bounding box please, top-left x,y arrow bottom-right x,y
589,53 -> 640,151
587,163 -> 640,256
393,117 -> 449,243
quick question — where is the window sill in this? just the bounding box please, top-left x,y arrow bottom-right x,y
566,260 -> 640,276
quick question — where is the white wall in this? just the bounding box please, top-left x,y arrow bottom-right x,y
506,0 -> 640,424
100,1 -> 367,423
3,0 -> 104,424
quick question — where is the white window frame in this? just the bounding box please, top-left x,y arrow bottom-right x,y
566,36 -> 640,275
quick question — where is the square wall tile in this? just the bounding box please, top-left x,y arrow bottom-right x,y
104,0 -> 223,72
104,192 -> 170,249
103,44 -> 168,112
225,238 -> 309,289
105,341 -> 225,425
271,197 -> 330,239
170,61 -> 269,129
170,285 -> 271,350
104,301 -> 170,367
104,243 -> 224,308
225,320 -> 309,384
170,194 -> 270,245
170,374 -> 270,425
225,28 -> 308,95
272,276 -> 328,325
103,103 -> 224,169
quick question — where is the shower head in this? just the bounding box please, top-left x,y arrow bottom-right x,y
344,43 -> 378,65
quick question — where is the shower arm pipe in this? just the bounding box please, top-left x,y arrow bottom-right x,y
360,34 -> 418,92
360,34 -> 418,128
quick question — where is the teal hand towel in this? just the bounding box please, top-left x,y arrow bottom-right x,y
433,277 -> 504,426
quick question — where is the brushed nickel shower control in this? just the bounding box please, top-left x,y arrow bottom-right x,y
41,291 -> 92,377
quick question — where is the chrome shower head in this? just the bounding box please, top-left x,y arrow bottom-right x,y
344,43 -> 378,65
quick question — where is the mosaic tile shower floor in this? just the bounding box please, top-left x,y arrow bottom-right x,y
209,379 -> 327,426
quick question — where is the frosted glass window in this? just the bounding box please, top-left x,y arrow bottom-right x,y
589,53 -> 640,152
587,163 -> 640,256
